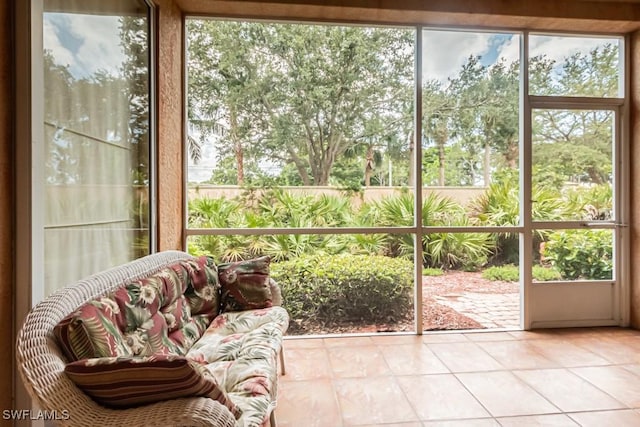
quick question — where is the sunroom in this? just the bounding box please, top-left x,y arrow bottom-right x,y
10,0 -> 640,425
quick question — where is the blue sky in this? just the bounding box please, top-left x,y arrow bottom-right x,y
44,13 -> 125,79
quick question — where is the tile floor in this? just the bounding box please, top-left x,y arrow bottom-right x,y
275,327 -> 640,426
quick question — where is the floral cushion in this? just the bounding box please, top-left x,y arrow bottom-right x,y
54,257 -> 222,361
181,256 -> 221,316
186,306 -> 289,427
54,297 -> 134,361
64,354 -> 241,418
218,256 -> 273,311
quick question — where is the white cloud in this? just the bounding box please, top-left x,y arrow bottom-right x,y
421,31 -> 619,85
44,13 -> 125,78
529,34 -> 618,65
497,35 -> 520,65
422,30 -> 494,83
43,18 -> 75,68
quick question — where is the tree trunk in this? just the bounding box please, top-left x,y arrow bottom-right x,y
407,132 -> 415,187
438,141 -> 445,186
230,107 -> 244,185
287,146 -> 311,185
364,145 -> 374,186
505,137 -> 518,169
484,141 -> 491,186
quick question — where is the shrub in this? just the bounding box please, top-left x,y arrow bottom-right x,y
469,169 -> 565,265
542,229 -> 613,280
482,264 -> 562,282
371,193 -> 495,269
423,267 -> 443,276
271,254 -> 413,326
482,265 -> 519,282
532,265 -> 562,281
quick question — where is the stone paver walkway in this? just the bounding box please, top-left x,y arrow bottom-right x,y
435,292 -> 520,329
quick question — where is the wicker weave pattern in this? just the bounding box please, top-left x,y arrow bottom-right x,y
16,250 -> 236,427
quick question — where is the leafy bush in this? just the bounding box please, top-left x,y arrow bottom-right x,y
482,265 -> 519,282
188,191 -> 496,270
542,230 -> 613,280
469,169 -> 565,265
532,265 -> 562,281
482,264 -> 562,282
271,254 -> 413,327
371,193 -> 494,269
563,183 -> 613,220
423,267 -> 443,276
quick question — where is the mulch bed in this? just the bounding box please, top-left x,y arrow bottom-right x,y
286,271 -> 518,335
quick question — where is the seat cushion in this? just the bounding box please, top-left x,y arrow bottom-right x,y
64,354 -> 241,418
186,306 -> 289,426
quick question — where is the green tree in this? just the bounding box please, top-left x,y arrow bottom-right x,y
187,21 -> 414,186
532,44 -> 618,185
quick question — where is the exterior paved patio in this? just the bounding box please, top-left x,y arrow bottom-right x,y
435,292 -> 520,329
276,327 -> 640,426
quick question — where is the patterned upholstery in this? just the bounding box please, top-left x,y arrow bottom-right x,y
64,354 -> 241,418
187,307 -> 289,427
17,250 -> 288,427
54,256 -> 221,360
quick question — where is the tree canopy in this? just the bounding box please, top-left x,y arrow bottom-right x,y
187,22 -> 620,190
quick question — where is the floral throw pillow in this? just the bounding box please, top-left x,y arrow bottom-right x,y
218,256 -> 273,311
64,354 -> 241,418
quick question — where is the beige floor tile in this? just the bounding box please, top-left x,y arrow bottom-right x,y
276,331 -> 640,427
568,409 -> 640,427
427,342 -> 503,372
571,365 -> 640,407
328,345 -> 392,378
421,333 -> 469,343
476,341 -> 558,370
280,347 -> 332,381
621,363 -> 640,378
357,423 -> 423,427
324,336 -> 375,347
507,330 -> 558,340
526,338 -> 610,367
397,374 -> 490,421
283,337 -> 325,349
496,414 -> 579,426
464,331 -> 518,342
422,419 -> 499,426
371,334 -> 424,346
513,368 -> 625,412
334,376 -> 419,425
455,371 -> 560,417
570,336 -> 640,364
380,344 -> 449,376
276,379 -> 342,427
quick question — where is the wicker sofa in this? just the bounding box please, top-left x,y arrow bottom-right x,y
16,250 -> 289,427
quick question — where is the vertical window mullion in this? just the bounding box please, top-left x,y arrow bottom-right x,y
520,30 -> 533,330
414,27 -> 424,334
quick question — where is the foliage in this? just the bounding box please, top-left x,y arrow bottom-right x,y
187,20 -> 414,187
271,254 -> 413,325
367,192 -> 495,269
423,267 -> 444,276
563,183 -> 613,220
482,264 -> 562,282
482,265 -> 519,282
542,230 -> 613,280
533,265 -> 563,281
